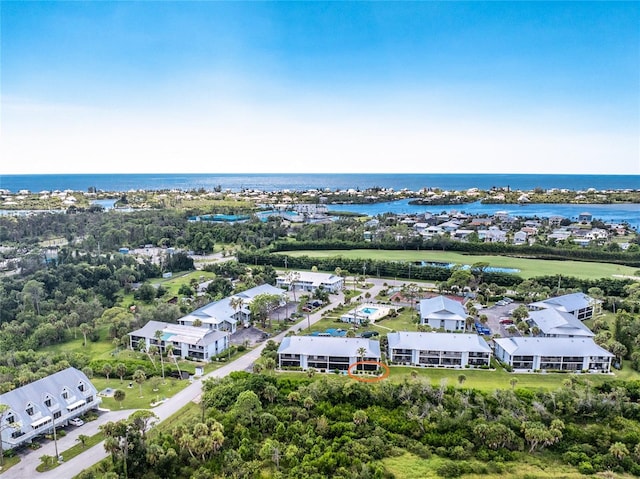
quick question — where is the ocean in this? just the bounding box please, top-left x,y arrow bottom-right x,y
0,173 -> 638,194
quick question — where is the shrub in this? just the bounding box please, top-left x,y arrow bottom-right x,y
578,461 -> 595,475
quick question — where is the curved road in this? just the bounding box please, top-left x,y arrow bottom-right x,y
9,276 -> 402,479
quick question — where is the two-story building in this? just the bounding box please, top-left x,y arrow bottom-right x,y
0,368 -> 101,449
493,337 -> 613,372
129,320 -> 229,361
419,295 -> 467,332
276,271 -> 344,294
387,332 -> 491,368
529,292 -> 601,321
277,336 -> 380,372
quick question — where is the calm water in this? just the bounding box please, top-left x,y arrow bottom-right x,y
0,173 -> 638,193
1,174 -> 638,228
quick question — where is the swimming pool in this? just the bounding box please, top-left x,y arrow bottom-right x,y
359,307 -> 378,315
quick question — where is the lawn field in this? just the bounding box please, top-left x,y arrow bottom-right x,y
277,249 -> 639,280
381,451 -> 634,479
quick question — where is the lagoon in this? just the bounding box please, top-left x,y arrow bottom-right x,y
328,199 -> 640,230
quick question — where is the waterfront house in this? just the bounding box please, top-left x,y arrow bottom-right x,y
419,295 -> 467,331
493,337 -> 613,372
0,368 -> 101,449
387,331 -> 491,368
277,336 -> 381,372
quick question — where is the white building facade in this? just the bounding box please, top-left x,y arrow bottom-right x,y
388,332 -> 492,368
278,336 -> 381,372
0,368 -> 101,449
493,337 -> 613,372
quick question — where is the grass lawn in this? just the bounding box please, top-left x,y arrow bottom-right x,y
381,451 -> 633,479
149,270 -> 218,297
40,325 -> 116,360
277,249 -> 639,280
36,432 -> 106,473
0,455 -> 20,475
91,376 -> 189,410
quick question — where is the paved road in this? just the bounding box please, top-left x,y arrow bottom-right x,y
9,275 -> 407,478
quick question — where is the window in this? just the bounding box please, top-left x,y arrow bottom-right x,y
78,382 -> 85,392
26,405 -> 34,416
44,396 -> 52,408
6,413 -> 15,424
53,411 -> 61,420
87,396 -> 94,403
62,388 -> 69,400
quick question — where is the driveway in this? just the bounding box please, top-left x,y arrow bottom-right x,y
10,275 -> 409,478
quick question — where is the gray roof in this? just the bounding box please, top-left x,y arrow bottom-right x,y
387,331 -> 491,353
530,292 -> 599,313
528,309 -> 594,337
494,337 -> 613,357
419,295 -> 466,320
235,283 -> 285,300
0,367 -> 98,430
278,336 -> 381,358
129,320 -> 226,346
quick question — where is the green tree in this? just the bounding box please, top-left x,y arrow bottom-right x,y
132,369 -> 146,398
114,389 -> 126,409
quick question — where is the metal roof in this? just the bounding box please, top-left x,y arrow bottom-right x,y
419,295 -> 467,320
530,292 -> 599,313
528,309 -> 595,337
278,336 -> 381,358
494,337 -> 613,357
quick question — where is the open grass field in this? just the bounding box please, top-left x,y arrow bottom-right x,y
41,325 -> 116,360
91,376 -> 189,410
278,249 -> 639,280
381,451 -> 633,479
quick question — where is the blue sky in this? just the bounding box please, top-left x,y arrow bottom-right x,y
1,1 -> 638,174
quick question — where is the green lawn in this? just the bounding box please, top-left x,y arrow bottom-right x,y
277,249 -> 639,280
91,376 -> 189,410
381,451 -> 629,479
0,455 -> 20,475
41,325 -> 116,360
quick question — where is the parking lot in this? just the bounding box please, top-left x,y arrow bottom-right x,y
478,300 -> 522,337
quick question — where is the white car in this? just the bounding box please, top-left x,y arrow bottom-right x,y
69,417 -> 84,426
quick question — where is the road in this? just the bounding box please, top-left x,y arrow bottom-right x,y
9,276 -> 400,478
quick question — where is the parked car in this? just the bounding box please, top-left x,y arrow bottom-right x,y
361,331 -> 379,338
499,318 -> 514,325
69,417 -> 84,426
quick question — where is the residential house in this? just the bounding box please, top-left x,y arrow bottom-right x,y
527,309 -> 595,338
276,271 -> 344,294
387,331 -> 491,368
529,292 -> 601,321
180,284 -> 287,331
277,336 -> 381,372
548,215 -> 565,227
578,212 -> 593,223
0,368 -> 101,449
129,320 -> 229,361
493,337 -> 613,372
419,295 -> 467,331
478,227 -> 507,243
513,231 -> 528,245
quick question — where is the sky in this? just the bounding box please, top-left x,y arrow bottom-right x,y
1,1 -> 638,175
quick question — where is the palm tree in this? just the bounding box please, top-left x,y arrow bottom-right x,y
102,363 -> 113,382
116,363 -> 127,383
154,330 -> 166,383
76,434 -> 89,448
113,389 -> 125,409
132,369 -> 146,398
79,322 -> 91,347
230,296 -> 244,326
356,346 -> 367,373
165,344 -> 182,378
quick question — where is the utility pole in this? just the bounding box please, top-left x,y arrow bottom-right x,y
52,414 -> 59,462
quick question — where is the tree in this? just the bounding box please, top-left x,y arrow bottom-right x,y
79,322 -> 92,347
76,434 -> 89,448
154,330 -> 166,383
233,390 -> 262,425
132,369 -> 146,398
166,344 -> 182,378
356,346 -> 367,372
114,389 -> 126,409
353,410 -> 368,426
0,404 -> 19,468
116,363 -> 127,383
249,293 -> 281,329
457,374 -> 466,386
512,305 -> 529,322
609,442 -> 629,460
102,363 -> 113,382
